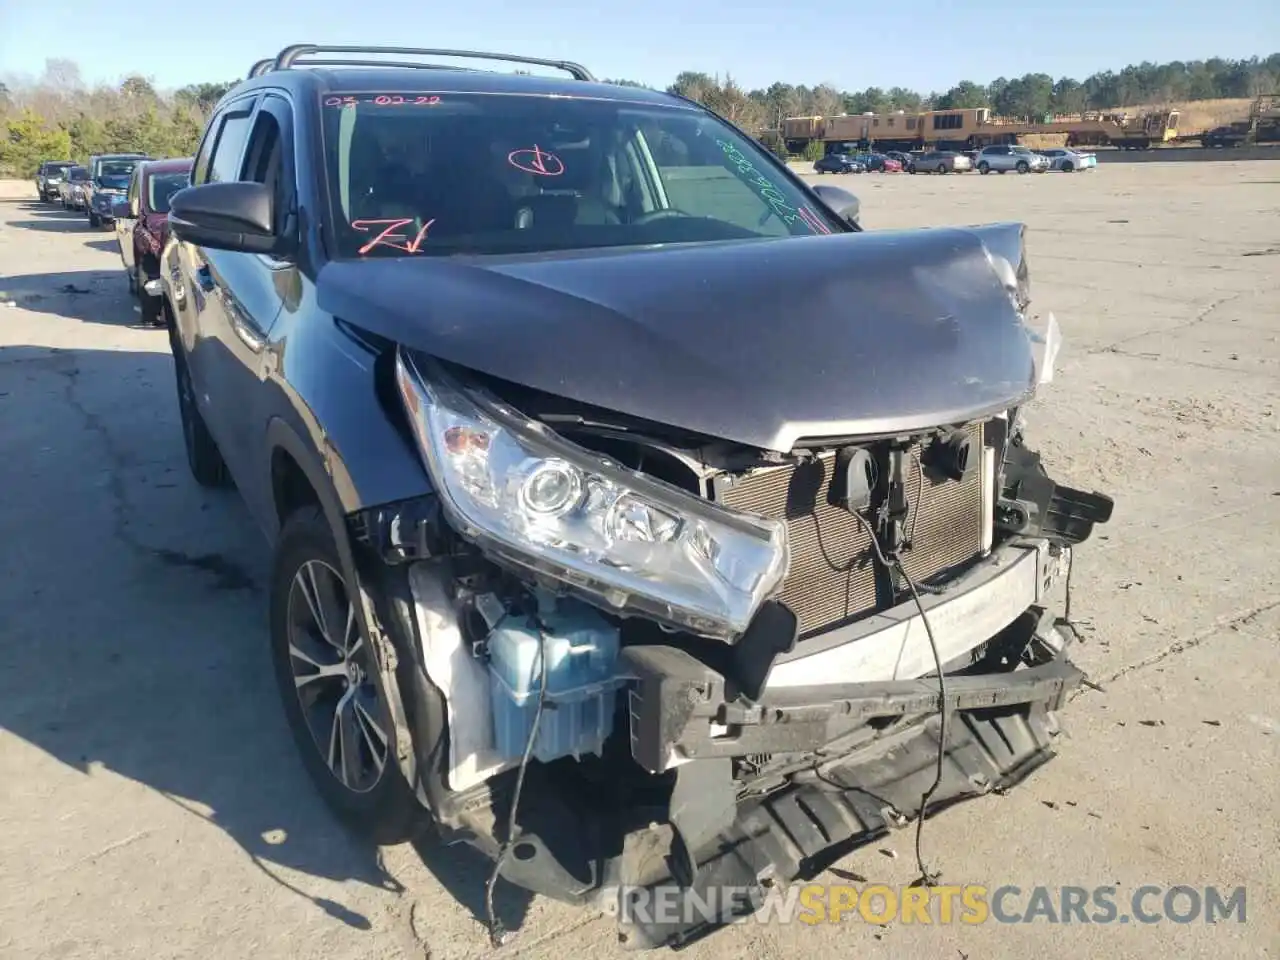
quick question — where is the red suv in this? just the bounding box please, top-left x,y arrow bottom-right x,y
114,157 -> 193,325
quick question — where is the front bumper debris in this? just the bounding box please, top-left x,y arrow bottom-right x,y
610,653 -> 1083,949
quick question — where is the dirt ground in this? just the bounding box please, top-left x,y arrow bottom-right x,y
1,163 -> 1277,960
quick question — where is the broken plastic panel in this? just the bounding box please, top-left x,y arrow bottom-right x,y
1026,311 -> 1062,385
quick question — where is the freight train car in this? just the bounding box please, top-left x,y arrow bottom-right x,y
782,106 -> 1180,154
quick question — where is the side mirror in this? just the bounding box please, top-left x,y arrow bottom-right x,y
168,181 -> 279,255
810,184 -> 861,231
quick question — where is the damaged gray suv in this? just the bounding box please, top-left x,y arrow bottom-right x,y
161,44 -> 1113,949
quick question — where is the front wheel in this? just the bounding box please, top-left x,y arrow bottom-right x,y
88,212 -> 101,228
1062,162 -> 1074,173
978,162 -> 990,174
270,506 -> 423,845
1016,161 -> 1029,174
908,164 -> 917,174
937,164 -> 947,174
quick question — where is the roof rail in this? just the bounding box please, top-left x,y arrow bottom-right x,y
247,58 -> 275,79
269,44 -> 595,82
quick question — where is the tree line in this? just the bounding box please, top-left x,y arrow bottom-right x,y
2,53 -> 1277,177
0,59 -> 236,177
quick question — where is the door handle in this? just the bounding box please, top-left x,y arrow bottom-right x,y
195,265 -> 215,292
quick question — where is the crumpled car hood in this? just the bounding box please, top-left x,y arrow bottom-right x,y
317,225 -> 1038,451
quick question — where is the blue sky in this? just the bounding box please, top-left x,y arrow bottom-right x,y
1,0 -> 1276,94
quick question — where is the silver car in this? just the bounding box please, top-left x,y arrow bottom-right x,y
975,144 -> 1050,175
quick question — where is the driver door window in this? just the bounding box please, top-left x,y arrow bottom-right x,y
203,103 -> 256,185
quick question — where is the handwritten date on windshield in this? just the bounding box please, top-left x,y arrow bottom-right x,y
324,95 -> 442,108
353,218 -> 437,255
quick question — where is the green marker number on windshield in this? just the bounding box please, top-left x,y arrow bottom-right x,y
715,139 -> 806,229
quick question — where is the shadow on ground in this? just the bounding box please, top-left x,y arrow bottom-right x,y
0,341 -> 535,936
0,269 -> 142,327
5,199 -> 97,229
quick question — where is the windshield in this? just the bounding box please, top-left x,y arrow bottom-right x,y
98,160 -> 139,179
68,166 -> 89,181
44,163 -> 71,176
320,92 -> 841,258
148,172 -> 189,213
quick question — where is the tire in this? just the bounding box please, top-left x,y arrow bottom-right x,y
937,164 -> 947,174
172,346 -> 230,488
978,162 -> 990,174
88,211 -> 101,228
908,164 -> 917,174
1016,161 -> 1029,174
270,505 -> 422,845
1062,162 -> 1074,173
137,266 -> 162,326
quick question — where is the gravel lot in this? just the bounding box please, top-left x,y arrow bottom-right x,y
1,162 -> 1277,960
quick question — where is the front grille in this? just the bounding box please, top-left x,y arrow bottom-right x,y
715,423 -> 987,637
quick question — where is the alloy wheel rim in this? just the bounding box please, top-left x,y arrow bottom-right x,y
286,559 -> 389,794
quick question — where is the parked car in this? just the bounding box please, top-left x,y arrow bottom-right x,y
813,151 -> 865,174
884,150 -> 913,167
113,157 -> 193,326
852,152 -> 902,173
57,165 -> 92,210
86,153 -> 149,228
35,160 -> 74,202
1037,147 -> 1097,172
975,144 -> 1050,174
160,43 -> 1109,950
907,150 -> 972,174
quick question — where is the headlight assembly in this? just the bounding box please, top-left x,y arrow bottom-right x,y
394,349 -> 790,640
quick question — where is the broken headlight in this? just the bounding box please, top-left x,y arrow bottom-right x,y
394,350 -> 790,640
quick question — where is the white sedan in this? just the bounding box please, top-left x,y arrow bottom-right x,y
1039,147 -> 1097,172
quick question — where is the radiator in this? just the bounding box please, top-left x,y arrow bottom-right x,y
714,423 -> 989,637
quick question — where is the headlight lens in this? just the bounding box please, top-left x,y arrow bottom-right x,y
395,350 -> 790,639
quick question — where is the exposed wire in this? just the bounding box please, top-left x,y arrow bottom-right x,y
485,614 -> 550,947
1056,547 -> 1088,648
851,510 -> 946,888
909,451 -> 923,548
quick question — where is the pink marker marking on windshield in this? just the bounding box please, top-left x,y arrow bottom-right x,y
797,206 -> 831,235
352,218 -> 437,255
508,145 -> 564,176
